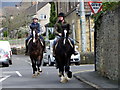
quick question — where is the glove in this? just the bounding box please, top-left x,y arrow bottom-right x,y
58,33 -> 62,36
38,33 -> 40,36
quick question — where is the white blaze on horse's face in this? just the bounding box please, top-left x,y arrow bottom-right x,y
64,30 -> 67,38
33,30 -> 36,43
64,30 -> 67,45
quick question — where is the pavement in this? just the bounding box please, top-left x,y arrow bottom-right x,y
73,69 -> 119,90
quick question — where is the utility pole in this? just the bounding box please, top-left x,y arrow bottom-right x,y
79,0 -> 86,52
36,0 -> 38,16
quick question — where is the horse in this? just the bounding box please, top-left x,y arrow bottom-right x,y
28,28 -> 45,77
55,24 -> 74,83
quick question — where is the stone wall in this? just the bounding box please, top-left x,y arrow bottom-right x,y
95,6 -> 119,80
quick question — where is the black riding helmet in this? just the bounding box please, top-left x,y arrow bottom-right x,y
58,12 -> 65,18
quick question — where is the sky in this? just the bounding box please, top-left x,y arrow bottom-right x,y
1,0 -> 22,8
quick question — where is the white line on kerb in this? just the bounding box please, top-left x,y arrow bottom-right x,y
16,71 -> 22,77
0,75 -> 11,82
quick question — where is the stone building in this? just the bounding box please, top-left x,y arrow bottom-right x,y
55,1 -> 95,52
95,6 -> 119,80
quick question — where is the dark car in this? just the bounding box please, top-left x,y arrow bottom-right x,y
0,48 -> 10,67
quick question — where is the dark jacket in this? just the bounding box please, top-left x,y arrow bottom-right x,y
30,22 -> 40,33
54,20 -> 67,36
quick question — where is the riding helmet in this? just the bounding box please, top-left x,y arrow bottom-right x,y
58,12 -> 65,17
32,18 -> 38,20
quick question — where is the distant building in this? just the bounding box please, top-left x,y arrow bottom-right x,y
25,2 -> 51,34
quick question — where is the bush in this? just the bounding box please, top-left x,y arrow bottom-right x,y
80,52 -> 94,64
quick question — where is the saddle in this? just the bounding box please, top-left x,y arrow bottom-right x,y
55,38 -> 73,49
27,38 -> 44,46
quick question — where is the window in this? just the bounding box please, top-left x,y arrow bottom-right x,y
39,14 -> 47,20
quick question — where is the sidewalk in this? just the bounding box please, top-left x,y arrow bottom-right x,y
73,70 -> 119,89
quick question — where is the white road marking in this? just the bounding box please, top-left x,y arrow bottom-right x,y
0,75 -> 11,82
3,71 -> 16,74
3,71 -> 22,77
16,71 -> 22,77
73,69 -> 94,74
26,60 -> 32,66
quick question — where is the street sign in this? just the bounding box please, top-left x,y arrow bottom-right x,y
88,1 -> 102,14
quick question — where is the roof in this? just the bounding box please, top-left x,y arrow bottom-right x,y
25,2 -> 49,16
3,6 -> 18,16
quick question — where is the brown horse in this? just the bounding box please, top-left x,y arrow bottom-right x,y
28,29 -> 44,77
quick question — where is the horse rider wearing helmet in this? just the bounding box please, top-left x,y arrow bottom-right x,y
53,12 -> 78,68
25,17 -> 45,55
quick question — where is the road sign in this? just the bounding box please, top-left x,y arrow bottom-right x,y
88,1 -> 102,14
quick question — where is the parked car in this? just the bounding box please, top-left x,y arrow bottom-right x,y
43,40 -> 80,66
43,40 -> 55,66
0,48 -> 10,67
0,41 -> 12,65
70,46 -> 81,65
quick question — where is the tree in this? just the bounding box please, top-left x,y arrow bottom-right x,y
49,2 -> 57,27
93,2 -> 120,27
47,2 -> 57,40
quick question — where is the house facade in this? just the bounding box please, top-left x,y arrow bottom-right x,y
55,2 -> 94,52
26,2 -> 51,34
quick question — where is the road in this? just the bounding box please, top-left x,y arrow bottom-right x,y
0,55 -> 95,89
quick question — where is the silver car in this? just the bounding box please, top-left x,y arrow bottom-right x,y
43,40 -> 81,66
43,40 -> 55,66
0,48 -> 10,67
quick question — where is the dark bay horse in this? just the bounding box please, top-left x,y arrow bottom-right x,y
28,29 -> 44,77
55,24 -> 73,83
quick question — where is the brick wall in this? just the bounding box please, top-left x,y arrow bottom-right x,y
95,6 -> 119,80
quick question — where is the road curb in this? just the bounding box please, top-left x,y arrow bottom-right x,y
73,75 -> 102,89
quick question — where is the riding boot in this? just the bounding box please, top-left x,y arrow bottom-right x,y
55,60 -> 59,69
25,40 -> 28,55
53,44 -> 55,57
41,39 -> 46,52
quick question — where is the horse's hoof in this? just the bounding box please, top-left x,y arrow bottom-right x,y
67,77 -> 71,80
60,77 -> 68,83
39,70 -> 42,73
32,74 -> 37,78
37,72 -> 41,76
67,71 -> 72,78
58,72 -> 62,77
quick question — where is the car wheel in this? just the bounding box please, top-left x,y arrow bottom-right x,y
9,60 -> 12,65
2,63 -> 9,67
75,62 -> 80,65
43,62 -> 46,66
5,64 -> 9,67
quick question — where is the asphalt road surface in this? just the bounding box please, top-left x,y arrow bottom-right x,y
0,55 -> 95,89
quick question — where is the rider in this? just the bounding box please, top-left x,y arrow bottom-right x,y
25,17 -> 45,54
53,12 -> 78,68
